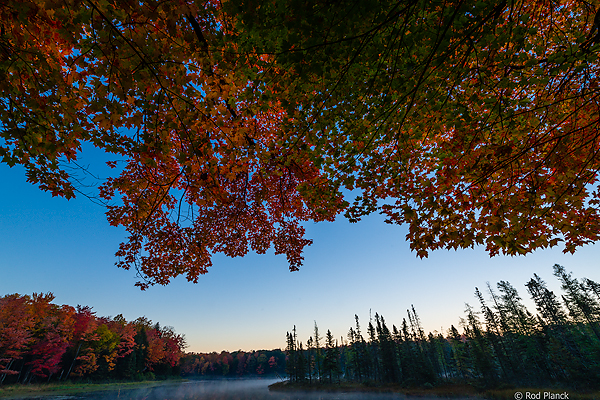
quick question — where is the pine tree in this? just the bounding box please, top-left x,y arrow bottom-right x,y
497,281 -> 535,335
353,315 -> 368,382
399,317 -> 418,383
431,332 -> 454,382
367,319 -> 379,382
346,327 -> 358,382
526,274 -> 567,326
306,336 -> 313,384
554,264 -> 600,342
465,303 -> 497,387
526,276 -> 590,384
323,329 -> 339,384
475,287 -> 512,381
375,314 -> 398,383
407,306 -> 436,384
133,328 -> 148,376
448,325 -> 470,380
296,341 -> 307,381
285,331 -> 297,381
584,278 -> 600,303
391,324 -> 404,382
313,321 -> 322,382
338,336 -> 349,383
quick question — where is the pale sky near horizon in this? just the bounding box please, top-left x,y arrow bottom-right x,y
2,155 -> 600,354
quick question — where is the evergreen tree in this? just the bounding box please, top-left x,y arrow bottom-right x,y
448,325 -> 470,380
497,281 -> 535,335
536,298 -> 591,382
306,336 -> 313,384
553,264 -> 600,341
391,324 -> 404,382
346,328 -> 358,382
407,306 -> 436,384
525,273 -> 579,383
486,282 -> 511,334
338,336 -> 349,382
398,317 -> 418,384
431,332 -> 454,381
323,329 -> 339,384
133,328 -> 149,376
410,305 -> 427,342
584,278 -> 600,303
313,321 -> 322,382
285,331 -> 297,381
353,315 -> 368,382
526,274 -> 567,326
475,287 -> 512,381
279,266 -> 600,390
375,314 -> 398,383
296,342 -> 307,381
465,304 -> 497,387
367,319 -> 379,382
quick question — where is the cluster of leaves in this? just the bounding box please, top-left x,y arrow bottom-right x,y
180,349 -> 285,377
0,293 -> 186,384
3,1 -> 600,287
233,0 -> 600,258
285,265 -> 600,389
1,0 -> 344,288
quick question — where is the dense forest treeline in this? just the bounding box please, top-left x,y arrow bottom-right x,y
284,265 -> 600,390
4,263 -> 600,389
0,292 -> 286,386
180,350 -> 286,377
0,293 -> 185,384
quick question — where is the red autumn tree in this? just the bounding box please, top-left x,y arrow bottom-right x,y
68,306 -> 100,377
0,293 -> 185,382
0,294 -> 34,378
27,293 -> 74,379
160,326 -> 186,368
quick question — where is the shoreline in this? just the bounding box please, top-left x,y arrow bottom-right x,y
268,381 -> 600,399
268,381 -> 482,397
0,379 -> 186,399
2,379 -> 598,399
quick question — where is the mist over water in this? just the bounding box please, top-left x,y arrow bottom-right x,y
68,379 -> 455,400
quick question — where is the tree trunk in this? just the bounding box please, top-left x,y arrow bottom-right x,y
65,343 -> 82,381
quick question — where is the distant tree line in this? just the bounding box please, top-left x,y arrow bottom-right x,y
0,293 -> 185,384
284,265 -> 600,390
180,349 -> 286,377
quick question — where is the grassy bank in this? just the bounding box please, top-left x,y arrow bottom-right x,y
0,379 -> 186,399
269,381 -> 600,399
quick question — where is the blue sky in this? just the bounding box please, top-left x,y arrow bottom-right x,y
2,156 -> 600,353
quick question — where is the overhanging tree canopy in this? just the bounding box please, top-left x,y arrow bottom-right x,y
2,0 -> 600,288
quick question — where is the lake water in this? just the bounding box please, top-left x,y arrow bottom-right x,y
70,378 -> 472,400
